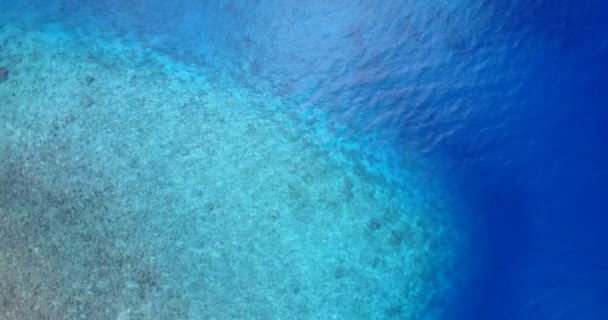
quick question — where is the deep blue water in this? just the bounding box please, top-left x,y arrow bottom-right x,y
2,1 -> 608,319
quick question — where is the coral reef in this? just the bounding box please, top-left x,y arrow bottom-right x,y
0,24 -> 465,320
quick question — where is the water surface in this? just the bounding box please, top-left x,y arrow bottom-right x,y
1,1 -> 607,319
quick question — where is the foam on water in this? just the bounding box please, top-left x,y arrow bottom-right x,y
0,21 -> 470,319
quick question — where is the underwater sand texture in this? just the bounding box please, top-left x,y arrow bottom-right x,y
0,25 -> 461,319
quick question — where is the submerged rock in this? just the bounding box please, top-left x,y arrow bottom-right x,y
0,67 -> 8,82
85,75 -> 95,86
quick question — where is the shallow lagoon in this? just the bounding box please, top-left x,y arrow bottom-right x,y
0,22 -> 468,319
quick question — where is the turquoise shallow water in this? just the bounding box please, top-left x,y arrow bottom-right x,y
0,21 -> 470,319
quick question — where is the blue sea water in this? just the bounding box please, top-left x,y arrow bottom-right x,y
1,1 -> 607,319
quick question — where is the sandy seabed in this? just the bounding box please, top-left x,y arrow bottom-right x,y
0,24 -> 463,320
